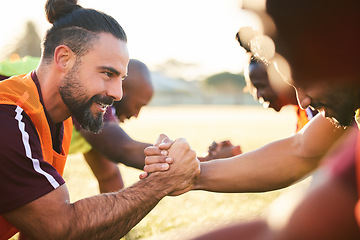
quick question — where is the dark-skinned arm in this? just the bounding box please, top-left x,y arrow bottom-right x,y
193,114 -> 348,193
80,122 -> 151,170
143,114 -> 348,193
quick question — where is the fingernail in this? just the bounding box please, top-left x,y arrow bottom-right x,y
165,157 -> 172,163
162,163 -> 169,170
161,150 -> 167,156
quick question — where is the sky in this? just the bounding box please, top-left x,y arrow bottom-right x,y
0,0 -> 261,80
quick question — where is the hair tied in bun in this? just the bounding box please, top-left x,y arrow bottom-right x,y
45,0 -> 82,24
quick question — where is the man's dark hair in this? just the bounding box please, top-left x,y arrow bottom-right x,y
42,0 -> 127,61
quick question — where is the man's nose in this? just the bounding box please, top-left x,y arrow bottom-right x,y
107,77 -> 123,101
130,109 -> 140,119
296,88 -> 311,109
133,111 -> 139,118
256,90 -> 263,100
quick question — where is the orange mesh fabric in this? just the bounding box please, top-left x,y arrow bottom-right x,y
0,73 -> 72,239
294,105 -> 311,133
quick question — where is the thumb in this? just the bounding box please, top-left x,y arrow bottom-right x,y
154,134 -> 169,147
159,137 -> 174,150
232,146 -> 242,155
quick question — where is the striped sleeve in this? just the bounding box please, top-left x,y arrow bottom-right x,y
0,105 -> 65,214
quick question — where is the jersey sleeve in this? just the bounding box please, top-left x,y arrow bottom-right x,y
0,105 -> 65,214
103,106 -> 119,123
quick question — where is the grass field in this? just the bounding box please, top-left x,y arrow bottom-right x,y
12,105 -> 306,240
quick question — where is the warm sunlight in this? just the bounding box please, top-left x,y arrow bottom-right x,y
0,0 -> 261,79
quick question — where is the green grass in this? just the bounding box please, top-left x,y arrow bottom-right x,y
11,105 -> 303,240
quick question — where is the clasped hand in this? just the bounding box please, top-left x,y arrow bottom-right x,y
140,134 -> 200,195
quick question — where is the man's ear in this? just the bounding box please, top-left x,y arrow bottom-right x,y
53,45 -> 75,72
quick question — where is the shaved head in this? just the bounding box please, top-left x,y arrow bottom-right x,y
123,59 -> 153,94
113,59 -> 154,122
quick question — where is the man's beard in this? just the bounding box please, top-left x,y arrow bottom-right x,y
59,65 -> 113,133
327,114 -> 354,129
325,104 -> 356,129
329,98 -> 357,129
69,94 -> 112,133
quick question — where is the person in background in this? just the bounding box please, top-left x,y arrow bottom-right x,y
237,32 -> 318,133
69,58 -> 154,193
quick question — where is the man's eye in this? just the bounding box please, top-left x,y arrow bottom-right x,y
104,72 -> 112,77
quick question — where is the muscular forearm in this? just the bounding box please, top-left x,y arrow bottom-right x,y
66,174 -> 169,240
6,174 -> 171,240
194,137 -> 318,193
193,115 -> 347,193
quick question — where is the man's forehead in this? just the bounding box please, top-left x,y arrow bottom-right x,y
87,34 -> 129,74
250,76 -> 269,87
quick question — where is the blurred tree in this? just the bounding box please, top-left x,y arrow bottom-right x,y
201,72 -> 248,104
154,58 -> 199,81
8,21 -> 41,59
203,72 -> 246,93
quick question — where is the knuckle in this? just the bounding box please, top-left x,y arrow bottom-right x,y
144,146 -> 154,155
177,137 -> 187,143
144,147 -> 150,154
159,133 -> 167,138
143,165 -> 151,172
144,156 -> 151,165
163,138 -> 173,145
176,141 -> 190,151
189,149 -> 197,159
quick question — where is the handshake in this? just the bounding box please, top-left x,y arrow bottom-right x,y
139,134 -> 241,196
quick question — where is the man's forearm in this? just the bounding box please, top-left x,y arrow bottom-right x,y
67,174 -> 169,240
63,138 -> 199,239
193,115 -> 347,193
193,137 -> 319,193
6,138 -> 200,240
5,174 -> 171,240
